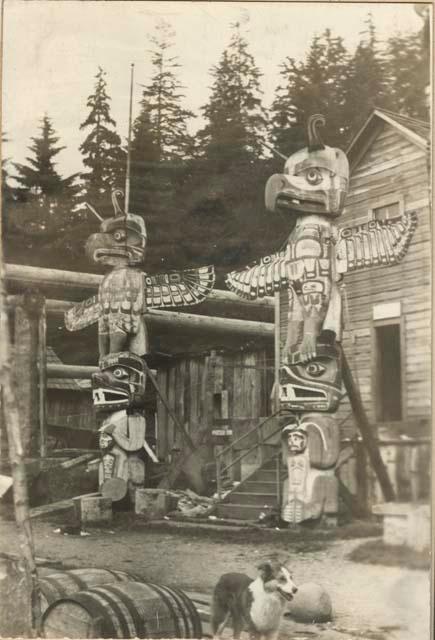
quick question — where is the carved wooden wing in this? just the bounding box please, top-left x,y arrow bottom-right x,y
335,210 -> 417,274
226,251 -> 298,299
65,295 -> 102,331
144,265 -> 215,308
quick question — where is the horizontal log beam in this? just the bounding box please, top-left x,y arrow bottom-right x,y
7,296 -> 274,339
5,263 -> 274,309
47,364 -> 98,379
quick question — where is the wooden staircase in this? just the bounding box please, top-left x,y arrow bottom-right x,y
215,414 -> 283,522
216,458 -> 283,520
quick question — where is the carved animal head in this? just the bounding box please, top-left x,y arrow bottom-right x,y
92,351 -> 146,412
265,114 -> 349,218
279,344 -> 342,412
85,190 -> 147,267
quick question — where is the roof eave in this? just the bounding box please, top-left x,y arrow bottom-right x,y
346,109 -> 428,170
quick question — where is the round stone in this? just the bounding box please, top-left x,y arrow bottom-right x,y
101,477 -> 127,502
288,582 -> 332,623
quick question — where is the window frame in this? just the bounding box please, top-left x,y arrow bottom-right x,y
369,195 -> 405,223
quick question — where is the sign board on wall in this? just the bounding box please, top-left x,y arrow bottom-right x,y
372,302 -> 401,320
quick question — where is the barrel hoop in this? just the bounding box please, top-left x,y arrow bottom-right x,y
145,582 -> 182,637
158,584 -> 191,637
91,587 -> 135,638
169,586 -> 203,638
40,577 -> 69,603
70,590 -> 121,638
64,571 -> 89,591
105,569 -> 133,582
98,584 -> 147,639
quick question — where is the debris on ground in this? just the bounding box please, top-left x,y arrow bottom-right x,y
175,488 -> 216,518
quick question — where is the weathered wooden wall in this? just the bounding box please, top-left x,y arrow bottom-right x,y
156,348 -> 274,459
337,121 -> 431,438
46,390 -> 95,430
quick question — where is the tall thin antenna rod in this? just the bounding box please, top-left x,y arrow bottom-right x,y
261,140 -> 288,162
125,63 -> 135,214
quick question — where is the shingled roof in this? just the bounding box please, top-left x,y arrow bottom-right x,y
374,108 -> 430,140
346,107 -> 430,169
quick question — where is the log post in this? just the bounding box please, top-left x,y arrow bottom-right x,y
273,291 -> 280,411
0,264 -> 42,636
13,291 -> 46,459
38,302 -> 47,457
341,348 -> 395,502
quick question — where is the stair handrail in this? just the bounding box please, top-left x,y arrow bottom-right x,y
216,412 -> 282,498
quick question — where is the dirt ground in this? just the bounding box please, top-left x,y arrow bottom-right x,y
0,512 -> 431,640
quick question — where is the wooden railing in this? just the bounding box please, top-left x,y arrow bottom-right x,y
215,412 -> 282,498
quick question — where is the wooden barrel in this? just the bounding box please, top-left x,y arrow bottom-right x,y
42,581 -> 203,639
39,568 -> 137,611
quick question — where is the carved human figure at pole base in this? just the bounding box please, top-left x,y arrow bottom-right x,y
64,188 -> 215,358
280,414 -> 339,525
226,114 -> 417,525
92,352 -> 157,502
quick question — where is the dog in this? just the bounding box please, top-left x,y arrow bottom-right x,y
211,558 -> 297,640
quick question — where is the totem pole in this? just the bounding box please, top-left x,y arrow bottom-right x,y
65,189 -> 215,501
226,115 -> 417,525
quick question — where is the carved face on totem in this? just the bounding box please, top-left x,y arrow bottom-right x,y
85,190 -> 147,267
92,352 -> 146,412
265,115 -> 349,218
281,416 -> 309,456
279,343 -> 342,412
86,213 -> 147,267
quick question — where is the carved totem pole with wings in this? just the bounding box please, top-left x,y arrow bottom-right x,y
65,189 -> 215,501
226,115 -> 417,525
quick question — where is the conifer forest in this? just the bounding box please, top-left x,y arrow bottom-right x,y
3,12 -> 430,287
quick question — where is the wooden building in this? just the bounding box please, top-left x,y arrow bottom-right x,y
155,346 -> 274,463
336,109 -> 430,504
338,108 -> 431,438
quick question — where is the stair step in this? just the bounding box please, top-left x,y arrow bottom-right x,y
216,503 -> 268,521
238,481 -> 278,494
250,470 -> 278,481
225,491 -> 278,506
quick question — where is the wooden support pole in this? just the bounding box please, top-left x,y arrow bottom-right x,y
273,291 -> 280,412
38,304 -> 47,458
47,363 -> 98,379
0,264 -> 42,636
13,292 -> 46,458
5,263 -> 274,309
341,348 -> 396,502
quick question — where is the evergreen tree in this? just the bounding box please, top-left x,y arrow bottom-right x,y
5,116 -> 82,266
135,20 -> 194,163
1,133 -> 16,234
199,21 -> 268,170
79,67 -> 125,214
13,115 -> 78,232
128,20 -> 194,230
343,13 -> 391,137
270,29 -> 351,155
385,8 -> 430,120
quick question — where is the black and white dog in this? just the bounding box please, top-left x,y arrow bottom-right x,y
211,559 -> 297,639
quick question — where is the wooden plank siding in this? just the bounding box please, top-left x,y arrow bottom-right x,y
339,121 -> 431,438
278,120 -> 430,443
155,349 -> 274,460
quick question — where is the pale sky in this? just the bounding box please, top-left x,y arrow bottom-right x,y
2,1 -> 427,177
